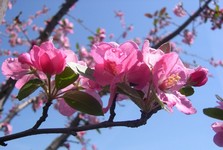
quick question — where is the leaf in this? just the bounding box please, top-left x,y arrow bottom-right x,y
17,79 -> 43,100
117,82 -> 144,109
203,108 -> 223,120
144,13 -> 153,18
76,43 -> 80,50
67,62 -> 94,80
179,86 -> 194,96
158,42 -> 171,53
55,67 -> 79,90
63,91 -> 104,116
216,94 -> 223,101
96,28 -> 100,34
159,7 -> 166,16
88,36 -> 94,41
153,19 -> 158,27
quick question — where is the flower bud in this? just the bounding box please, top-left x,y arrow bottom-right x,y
188,67 -> 208,87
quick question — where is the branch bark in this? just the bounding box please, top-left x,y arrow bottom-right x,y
0,107 -> 160,146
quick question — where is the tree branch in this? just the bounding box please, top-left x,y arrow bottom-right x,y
0,97 -> 37,126
45,115 -> 81,150
37,0 -> 78,42
153,0 -> 212,49
0,107 -> 160,146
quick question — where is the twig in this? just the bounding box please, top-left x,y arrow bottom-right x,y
32,101 -> 52,129
108,94 -> 118,122
153,0 -> 212,49
67,13 -> 96,35
37,0 -> 78,42
0,97 -> 37,125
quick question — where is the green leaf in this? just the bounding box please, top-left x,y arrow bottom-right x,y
96,28 -> 100,34
203,108 -> 223,120
76,43 -> 80,50
55,67 -> 79,90
63,91 -> 104,116
117,83 -> 144,109
17,79 -> 43,100
67,62 -> 94,80
179,86 -> 194,96
216,94 -> 223,101
88,36 -> 94,41
153,19 -> 158,27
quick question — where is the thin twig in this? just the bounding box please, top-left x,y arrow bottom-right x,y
67,13 -> 96,35
153,0 -> 212,49
32,101 -> 52,129
108,94 -> 118,122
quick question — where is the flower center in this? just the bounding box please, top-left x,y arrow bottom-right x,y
105,61 -> 118,75
159,74 -> 181,91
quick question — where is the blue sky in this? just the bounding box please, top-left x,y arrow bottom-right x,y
1,0 -> 223,150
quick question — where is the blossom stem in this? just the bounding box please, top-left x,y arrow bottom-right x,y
32,101 -> 52,129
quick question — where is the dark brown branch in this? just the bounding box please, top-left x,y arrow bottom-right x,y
108,94 -> 118,122
0,0 -> 78,113
45,115 -> 81,150
0,107 -> 161,146
32,101 -> 52,129
37,0 -> 78,42
153,0 -> 212,49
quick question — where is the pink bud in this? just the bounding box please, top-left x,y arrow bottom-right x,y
188,67 -> 208,87
30,41 -> 67,75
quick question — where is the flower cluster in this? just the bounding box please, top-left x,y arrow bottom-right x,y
173,3 -> 186,17
1,40 -> 208,118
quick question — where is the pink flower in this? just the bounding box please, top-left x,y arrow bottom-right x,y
212,122 -> 223,147
1,57 -> 35,88
2,122 -> 13,135
152,52 -> 196,114
187,66 -> 208,87
30,41 -> 66,75
182,30 -> 194,45
142,41 -> 196,114
57,98 -> 76,116
91,41 -> 150,112
173,3 -> 186,17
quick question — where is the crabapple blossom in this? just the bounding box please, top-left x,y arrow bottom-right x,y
182,30 -> 194,45
91,41 -> 150,112
212,122 -> 223,147
173,3 -> 186,17
1,122 -> 12,135
29,41 -> 67,75
1,57 -> 35,88
142,40 -> 197,114
187,66 -> 208,87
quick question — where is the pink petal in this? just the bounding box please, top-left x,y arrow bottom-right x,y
58,98 -> 76,116
174,91 -> 197,114
214,132 -> 223,147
